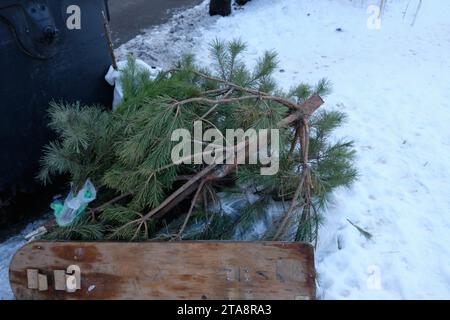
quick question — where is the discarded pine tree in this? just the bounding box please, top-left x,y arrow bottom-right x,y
39,39 -> 357,244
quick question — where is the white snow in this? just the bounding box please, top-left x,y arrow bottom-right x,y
115,1 -> 212,69
105,59 -> 162,108
0,217 -> 49,300
1,0 -> 449,300
121,0 -> 450,299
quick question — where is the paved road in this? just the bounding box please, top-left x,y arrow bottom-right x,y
108,0 -> 204,45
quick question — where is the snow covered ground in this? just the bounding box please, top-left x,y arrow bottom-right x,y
1,0 -> 449,300
0,217 -> 49,300
122,0 -> 450,300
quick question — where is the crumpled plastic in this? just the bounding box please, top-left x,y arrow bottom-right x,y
51,179 -> 97,227
105,59 -> 162,109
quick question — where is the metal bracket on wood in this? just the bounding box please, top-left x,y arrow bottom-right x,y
27,265 -> 81,292
54,265 -> 81,292
26,269 -> 48,291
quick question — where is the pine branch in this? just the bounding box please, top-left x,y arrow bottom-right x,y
170,68 -> 299,110
38,39 -> 356,243
176,180 -> 206,239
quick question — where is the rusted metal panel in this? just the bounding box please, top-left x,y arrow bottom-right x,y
10,241 -> 316,300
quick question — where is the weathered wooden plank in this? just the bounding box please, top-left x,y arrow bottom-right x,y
10,241 -> 315,300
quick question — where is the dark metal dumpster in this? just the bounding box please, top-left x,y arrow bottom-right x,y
0,0 -> 113,227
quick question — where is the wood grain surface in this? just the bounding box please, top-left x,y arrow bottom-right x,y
9,241 -> 316,300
